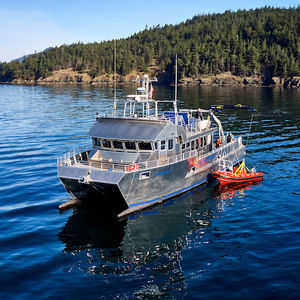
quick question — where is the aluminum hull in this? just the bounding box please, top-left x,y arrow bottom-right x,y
58,140 -> 245,216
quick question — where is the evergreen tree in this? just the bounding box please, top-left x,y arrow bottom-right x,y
0,7 -> 299,82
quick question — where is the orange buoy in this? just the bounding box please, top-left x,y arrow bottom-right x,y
126,163 -> 140,172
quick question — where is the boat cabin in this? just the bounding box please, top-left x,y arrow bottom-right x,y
87,98 -> 217,164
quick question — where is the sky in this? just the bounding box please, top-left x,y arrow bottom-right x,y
0,0 -> 298,62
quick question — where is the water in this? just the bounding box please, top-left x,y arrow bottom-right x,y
0,84 -> 299,299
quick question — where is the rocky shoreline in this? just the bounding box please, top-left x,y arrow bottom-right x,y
3,69 -> 300,88
179,73 -> 300,88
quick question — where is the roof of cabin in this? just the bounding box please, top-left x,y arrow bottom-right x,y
88,118 -> 166,141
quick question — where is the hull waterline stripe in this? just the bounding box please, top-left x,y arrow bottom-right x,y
153,170 -> 170,177
128,157 -> 244,208
128,178 -> 207,207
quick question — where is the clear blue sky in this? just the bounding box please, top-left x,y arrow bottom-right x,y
0,0 -> 298,62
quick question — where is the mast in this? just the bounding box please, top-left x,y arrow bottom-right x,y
174,54 -> 178,125
113,39 -> 117,116
175,53 -> 178,102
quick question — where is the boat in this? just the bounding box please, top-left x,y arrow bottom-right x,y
57,74 -> 250,218
212,159 -> 263,185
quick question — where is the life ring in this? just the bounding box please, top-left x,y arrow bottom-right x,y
126,164 -> 140,172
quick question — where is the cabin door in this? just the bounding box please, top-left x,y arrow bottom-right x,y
159,140 -> 167,163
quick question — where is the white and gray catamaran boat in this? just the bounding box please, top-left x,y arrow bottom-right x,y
57,75 -> 253,217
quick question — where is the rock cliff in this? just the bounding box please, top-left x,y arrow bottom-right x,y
8,69 -> 300,88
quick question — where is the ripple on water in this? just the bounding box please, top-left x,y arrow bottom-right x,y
0,85 -> 299,299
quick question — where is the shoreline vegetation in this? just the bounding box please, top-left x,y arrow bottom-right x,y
1,7 -> 299,88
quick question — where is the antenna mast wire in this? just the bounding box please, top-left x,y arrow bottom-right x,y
175,53 -> 178,102
113,40 -> 117,115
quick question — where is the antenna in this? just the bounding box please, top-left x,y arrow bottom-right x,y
113,39 -> 117,116
174,54 -> 178,125
175,53 -> 178,102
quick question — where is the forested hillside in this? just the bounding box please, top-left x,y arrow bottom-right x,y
0,7 -> 299,84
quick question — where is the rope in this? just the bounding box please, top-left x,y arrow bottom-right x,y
216,112 -> 254,171
245,113 -> 254,149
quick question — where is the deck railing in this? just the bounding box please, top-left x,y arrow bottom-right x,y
57,137 -> 242,173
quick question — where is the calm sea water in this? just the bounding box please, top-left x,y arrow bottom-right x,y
0,84 -> 299,299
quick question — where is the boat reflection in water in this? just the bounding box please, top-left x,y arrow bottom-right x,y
213,181 -> 262,201
58,179 -> 262,297
58,185 -> 225,298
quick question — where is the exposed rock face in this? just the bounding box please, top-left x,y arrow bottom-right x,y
33,69 -> 139,85
36,69 -> 92,84
6,69 -> 300,88
180,73 -> 264,86
11,79 -> 36,85
180,72 -> 299,88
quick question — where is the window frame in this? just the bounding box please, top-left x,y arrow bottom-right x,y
139,171 -> 151,180
168,138 -> 174,151
137,141 -> 153,152
191,140 -> 195,150
112,140 -> 124,150
93,137 -> 101,147
101,139 -> 112,149
124,141 -> 137,151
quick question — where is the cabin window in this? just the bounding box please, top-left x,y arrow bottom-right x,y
113,140 -> 123,149
138,142 -> 152,151
182,143 -> 186,150
204,136 -> 207,146
191,140 -> 195,150
161,140 -> 166,150
93,138 -> 101,146
200,137 -> 203,147
125,141 -> 136,150
196,139 -> 200,149
101,139 -> 112,149
168,139 -> 174,150
154,142 -> 158,150
139,171 -> 151,180
186,142 -> 190,149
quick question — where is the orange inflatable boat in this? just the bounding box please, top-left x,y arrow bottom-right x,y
212,160 -> 263,185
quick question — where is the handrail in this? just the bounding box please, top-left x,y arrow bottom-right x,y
57,138 -> 242,173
